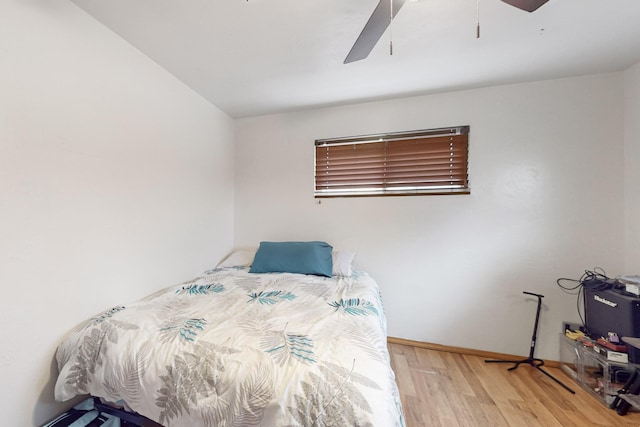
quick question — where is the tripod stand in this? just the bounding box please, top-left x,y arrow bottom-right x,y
485,291 -> 575,394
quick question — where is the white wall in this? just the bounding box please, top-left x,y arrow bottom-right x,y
235,73 -> 626,362
0,1 -> 234,425
625,61 -> 640,271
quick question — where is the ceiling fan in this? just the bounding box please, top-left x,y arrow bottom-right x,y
501,0 -> 549,13
344,0 -> 549,64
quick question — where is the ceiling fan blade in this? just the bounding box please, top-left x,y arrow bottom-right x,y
501,0 -> 549,12
344,0 -> 407,64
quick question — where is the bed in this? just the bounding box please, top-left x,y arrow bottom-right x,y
54,241 -> 405,426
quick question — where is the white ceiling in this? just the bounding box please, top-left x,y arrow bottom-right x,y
70,0 -> 640,118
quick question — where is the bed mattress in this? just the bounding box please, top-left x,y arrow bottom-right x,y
54,266 -> 405,426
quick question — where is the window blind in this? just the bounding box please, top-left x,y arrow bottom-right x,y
314,126 -> 469,197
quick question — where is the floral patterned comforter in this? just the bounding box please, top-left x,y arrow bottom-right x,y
54,267 -> 405,427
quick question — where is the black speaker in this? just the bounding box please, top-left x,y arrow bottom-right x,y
584,287 -> 640,362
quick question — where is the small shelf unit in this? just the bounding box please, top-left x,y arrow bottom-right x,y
560,334 -> 639,406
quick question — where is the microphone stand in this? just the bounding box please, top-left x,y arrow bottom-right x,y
485,291 -> 575,394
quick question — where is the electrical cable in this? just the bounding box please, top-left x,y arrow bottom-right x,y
476,0 -> 480,38
389,0 -> 394,56
556,268 -> 612,332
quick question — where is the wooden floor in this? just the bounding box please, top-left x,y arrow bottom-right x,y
388,342 -> 640,427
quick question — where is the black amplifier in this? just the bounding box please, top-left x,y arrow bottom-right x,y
584,287 -> 640,363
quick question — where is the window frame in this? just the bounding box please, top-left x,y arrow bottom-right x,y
314,126 -> 470,198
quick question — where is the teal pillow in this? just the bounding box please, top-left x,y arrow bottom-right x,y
249,241 -> 333,277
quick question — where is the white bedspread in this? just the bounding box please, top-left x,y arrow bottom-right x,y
54,267 -> 405,427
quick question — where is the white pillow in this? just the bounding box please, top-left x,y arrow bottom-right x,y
218,249 -> 257,268
332,250 -> 357,277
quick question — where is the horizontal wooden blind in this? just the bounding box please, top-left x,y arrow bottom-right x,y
315,126 -> 469,197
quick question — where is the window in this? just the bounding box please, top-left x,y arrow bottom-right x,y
314,126 -> 470,198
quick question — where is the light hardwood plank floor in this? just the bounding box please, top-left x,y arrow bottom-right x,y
388,342 -> 640,426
